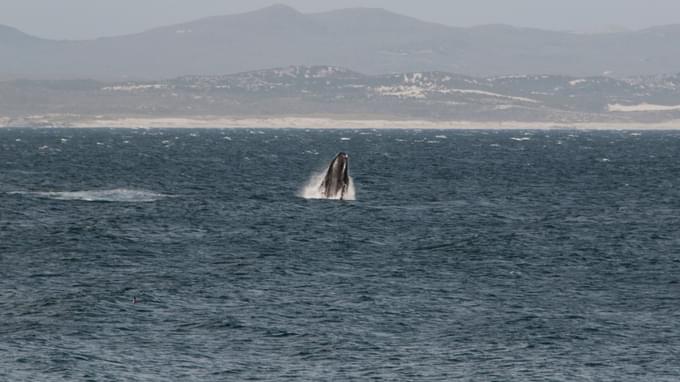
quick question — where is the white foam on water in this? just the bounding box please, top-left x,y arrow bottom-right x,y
299,171 -> 356,201
10,189 -> 169,202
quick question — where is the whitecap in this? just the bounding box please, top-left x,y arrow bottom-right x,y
9,189 -> 169,202
340,137 -> 351,141
511,137 -> 531,141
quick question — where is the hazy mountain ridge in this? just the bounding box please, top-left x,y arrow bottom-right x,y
2,65 -> 680,126
2,5 -> 680,79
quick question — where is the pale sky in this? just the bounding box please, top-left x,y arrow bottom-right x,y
2,0 -> 680,40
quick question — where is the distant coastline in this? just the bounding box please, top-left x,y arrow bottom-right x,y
3,67 -> 680,127
3,115 -> 680,130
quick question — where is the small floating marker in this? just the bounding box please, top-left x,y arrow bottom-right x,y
132,296 -> 139,304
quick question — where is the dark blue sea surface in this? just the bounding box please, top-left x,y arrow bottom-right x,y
1,128 -> 680,381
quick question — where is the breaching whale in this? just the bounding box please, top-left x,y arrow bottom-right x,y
320,152 -> 350,200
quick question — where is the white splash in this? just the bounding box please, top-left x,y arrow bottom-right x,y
299,171 -> 356,201
10,189 -> 169,202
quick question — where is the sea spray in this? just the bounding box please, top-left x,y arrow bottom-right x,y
300,170 -> 356,200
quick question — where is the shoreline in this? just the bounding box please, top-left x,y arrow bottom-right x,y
3,116 -> 680,130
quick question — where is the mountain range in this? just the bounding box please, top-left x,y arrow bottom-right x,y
2,4 -> 680,80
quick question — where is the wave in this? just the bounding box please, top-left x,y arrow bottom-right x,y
9,188 -> 169,203
299,171 -> 356,201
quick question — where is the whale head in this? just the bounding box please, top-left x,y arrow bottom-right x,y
320,152 -> 350,199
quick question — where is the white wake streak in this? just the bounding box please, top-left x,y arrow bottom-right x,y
10,188 -> 168,202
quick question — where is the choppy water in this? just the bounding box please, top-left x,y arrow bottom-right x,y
1,128 -> 680,381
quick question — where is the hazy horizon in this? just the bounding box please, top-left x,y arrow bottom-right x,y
2,0 -> 680,40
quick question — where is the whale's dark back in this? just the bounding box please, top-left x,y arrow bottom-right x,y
320,152 -> 350,199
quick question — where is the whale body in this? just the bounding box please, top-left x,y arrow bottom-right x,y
320,152 -> 350,200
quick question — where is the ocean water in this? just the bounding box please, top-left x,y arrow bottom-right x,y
1,128 -> 680,381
